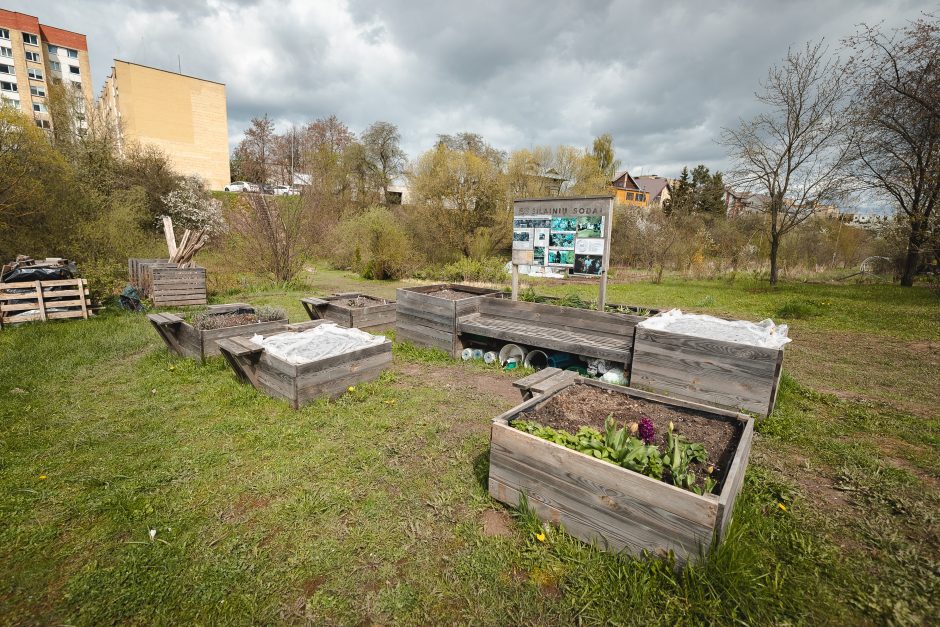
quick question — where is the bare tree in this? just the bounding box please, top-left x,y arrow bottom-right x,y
228,193 -> 310,281
844,15 -> 939,286
233,114 -> 277,185
722,41 -> 854,285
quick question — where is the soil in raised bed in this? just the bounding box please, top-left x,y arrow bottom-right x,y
428,288 -> 480,300
341,296 -> 388,308
520,384 -> 741,487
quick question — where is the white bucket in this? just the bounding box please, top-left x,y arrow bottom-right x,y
498,343 -> 528,367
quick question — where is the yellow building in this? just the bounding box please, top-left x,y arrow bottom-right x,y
609,170 -> 649,207
98,60 -> 231,190
0,9 -> 93,130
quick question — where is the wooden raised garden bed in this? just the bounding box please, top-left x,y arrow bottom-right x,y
148,303 -> 289,361
395,284 -> 502,356
630,325 -> 786,417
489,378 -> 753,564
301,292 -> 396,331
217,320 -> 393,408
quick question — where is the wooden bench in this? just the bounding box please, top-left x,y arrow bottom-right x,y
512,367 -> 580,400
457,298 -> 637,364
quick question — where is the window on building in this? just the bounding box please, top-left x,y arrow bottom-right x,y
67,49 -> 78,59
69,65 -> 79,75
0,64 -> 13,75
0,81 -> 16,93
33,102 -> 48,113
48,44 -> 58,54
30,85 -> 45,97
25,51 -> 40,63
50,61 -> 61,72
23,33 -> 39,46
0,29 -> 9,40
0,47 -> 11,58
27,68 -> 43,80
35,119 -> 51,129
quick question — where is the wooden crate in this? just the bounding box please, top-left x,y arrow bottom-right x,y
395,284 -> 502,356
630,326 -> 786,417
301,292 -> 396,331
128,258 -> 166,292
217,320 -> 393,409
0,278 -> 91,326
457,297 -> 640,365
148,308 -> 290,361
489,378 -> 754,564
149,266 -> 207,307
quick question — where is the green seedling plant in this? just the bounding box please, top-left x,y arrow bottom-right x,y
513,416 -> 719,495
663,422 -> 715,495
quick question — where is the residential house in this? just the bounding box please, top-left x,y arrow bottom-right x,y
634,175 -> 671,207
609,170 -> 648,207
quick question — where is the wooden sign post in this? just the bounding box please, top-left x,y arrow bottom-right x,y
510,195 -> 614,312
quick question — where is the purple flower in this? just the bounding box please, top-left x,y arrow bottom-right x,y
638,417 -> 655,444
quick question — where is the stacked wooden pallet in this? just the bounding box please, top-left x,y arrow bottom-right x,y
0,278 -> 91,327
127,258 -> 207,306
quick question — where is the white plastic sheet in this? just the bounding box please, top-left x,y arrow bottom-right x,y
251,323 -> 385,365
637,309 -> 791,348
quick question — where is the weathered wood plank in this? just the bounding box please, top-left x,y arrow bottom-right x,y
488,379 -> 751,563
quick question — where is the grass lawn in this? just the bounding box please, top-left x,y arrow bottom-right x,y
1,268 -> 937,624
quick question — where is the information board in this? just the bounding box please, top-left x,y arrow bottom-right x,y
511,195 -> 614,309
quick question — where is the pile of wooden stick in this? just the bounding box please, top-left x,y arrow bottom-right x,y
163,216 -> 207,267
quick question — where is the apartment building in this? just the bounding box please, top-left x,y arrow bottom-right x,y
0,9 -> 92,129
98,60 -> 231,189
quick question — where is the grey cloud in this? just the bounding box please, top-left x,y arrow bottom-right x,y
11,0 -> 932,177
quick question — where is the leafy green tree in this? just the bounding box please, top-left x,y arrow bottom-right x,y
591,133 -> 621,180
361,121 -> 406,204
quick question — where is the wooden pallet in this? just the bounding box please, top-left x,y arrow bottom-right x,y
150,266 -> 207,307
0,278 -> 91,327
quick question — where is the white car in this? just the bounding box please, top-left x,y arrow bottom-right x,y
224,181 -> 254,192
272,185 -> 299,196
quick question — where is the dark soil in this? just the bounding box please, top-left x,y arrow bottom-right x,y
341,296 -> 388,308
191,312 -> 260,330
429,288 -> 480,300
521,385 -> 741,488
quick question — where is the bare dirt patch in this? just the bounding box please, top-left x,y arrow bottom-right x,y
524,385 -> 741,484
481,509 -> 513,537
394,362 -> 520,406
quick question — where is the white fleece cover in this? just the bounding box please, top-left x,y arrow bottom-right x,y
251,323 -> 385,364
638,309 -> 791,349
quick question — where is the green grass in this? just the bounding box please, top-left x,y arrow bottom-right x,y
0,273 -> 937,624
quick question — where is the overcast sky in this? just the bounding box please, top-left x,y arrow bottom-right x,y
13,0 -> 934,178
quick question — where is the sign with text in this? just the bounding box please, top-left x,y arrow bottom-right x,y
511,195 -> 614,310
512,196 -> 613,276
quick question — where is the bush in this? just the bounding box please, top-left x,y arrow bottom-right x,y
414,256 -> 509,283
331,206 -> 418,280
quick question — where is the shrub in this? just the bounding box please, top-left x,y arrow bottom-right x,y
331,206 -> 418,280
441,256 -> 509,283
